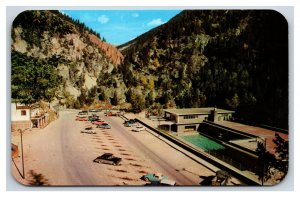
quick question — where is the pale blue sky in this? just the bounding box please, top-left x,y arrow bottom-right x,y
61,10 -> 181,45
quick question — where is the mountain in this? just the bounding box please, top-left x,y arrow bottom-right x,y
11,10 -> 288,129
119,10 -> 288,129
11,10 -> 126,108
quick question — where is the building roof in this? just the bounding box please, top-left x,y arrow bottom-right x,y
163,107 -> 234,116
12,102 -> 40,110
12,103 -> 31,110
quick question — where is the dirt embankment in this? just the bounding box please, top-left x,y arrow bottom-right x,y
89,34 -> 124,65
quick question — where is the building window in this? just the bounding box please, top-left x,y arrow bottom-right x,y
183,115 -> 198,119
21,110 -> 26,116
170,115 -> 176,121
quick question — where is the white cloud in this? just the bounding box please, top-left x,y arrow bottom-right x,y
97,15 -> 109,24
132,13 -> 139,18
147,18 -> 164,26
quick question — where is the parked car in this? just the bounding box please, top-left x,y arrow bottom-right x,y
124,122 -> 133,127
81,127 -> 96,134
141,173 -> 168,184
144,179 -> 176,186
92,120 -> 106,125
76,116 -> 88,121
105,112 -> 113,116
78,110 -> 88,115
97,123 -> 111,129
123,119 -> 137,127
89,109 -> 102,112
76,114 -> 88,117
159,179 -> 176,186
124,119 -> 136,125
132,125 -> 145,132
93,153 -> 122,166
88,115 -> 100,121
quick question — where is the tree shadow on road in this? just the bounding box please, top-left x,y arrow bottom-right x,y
28,170 -> 50,186
199,175 -> 215,186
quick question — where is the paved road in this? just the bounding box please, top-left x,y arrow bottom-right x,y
59,114 -> 102,185
13,110 -> 212,185
104,114 -> 195,185
13,111 -> 110,185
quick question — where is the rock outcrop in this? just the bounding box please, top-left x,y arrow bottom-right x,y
88,34 -> 124,65
11,10 -> 125,104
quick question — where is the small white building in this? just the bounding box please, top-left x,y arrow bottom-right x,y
11,103 -> 32,131
11,103 -> 48,131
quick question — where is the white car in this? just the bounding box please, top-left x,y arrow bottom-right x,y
160,179 -> 176,186
132,125 -> 145,132
81,127 -> 96,134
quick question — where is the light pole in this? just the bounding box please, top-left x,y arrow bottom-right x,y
18,128 -> 28,179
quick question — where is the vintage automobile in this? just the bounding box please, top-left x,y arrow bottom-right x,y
81,127 -> 96,134
159,179 -> 176,186
124,119 -> 136,124
124,122 -> 133,127
92,120 -> 106,125
96,123 -> 111,129
132,125 -> 145,132
105,112 -> 113,116
144,179 -> 177,186
88,115 -> 100,121
78,110 -> 88,115
123,119 -> 137,127
76,116 -> 88,121
93,153 -> 122,165
141,173 -> 168,184
89,109 -> 102,112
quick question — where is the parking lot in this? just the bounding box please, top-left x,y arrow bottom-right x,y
12,110 -> 221,186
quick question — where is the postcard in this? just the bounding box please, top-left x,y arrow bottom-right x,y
11,9 -> 289,186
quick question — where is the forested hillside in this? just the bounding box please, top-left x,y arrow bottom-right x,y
11,10 -> 125,108
11,10 -> 288,129
119,10 -> 288,129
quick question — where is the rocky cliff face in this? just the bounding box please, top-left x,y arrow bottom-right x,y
11,10 -> 124,102
88,34 -> 124,65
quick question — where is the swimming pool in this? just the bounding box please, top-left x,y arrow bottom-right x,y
181,134 -> 225,151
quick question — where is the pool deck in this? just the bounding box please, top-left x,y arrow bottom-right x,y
215,121 -> 288,154
228,139 -> 258,152
124,113 -> 264,185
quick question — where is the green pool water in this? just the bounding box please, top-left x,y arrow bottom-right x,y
181,134 -> 225,151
